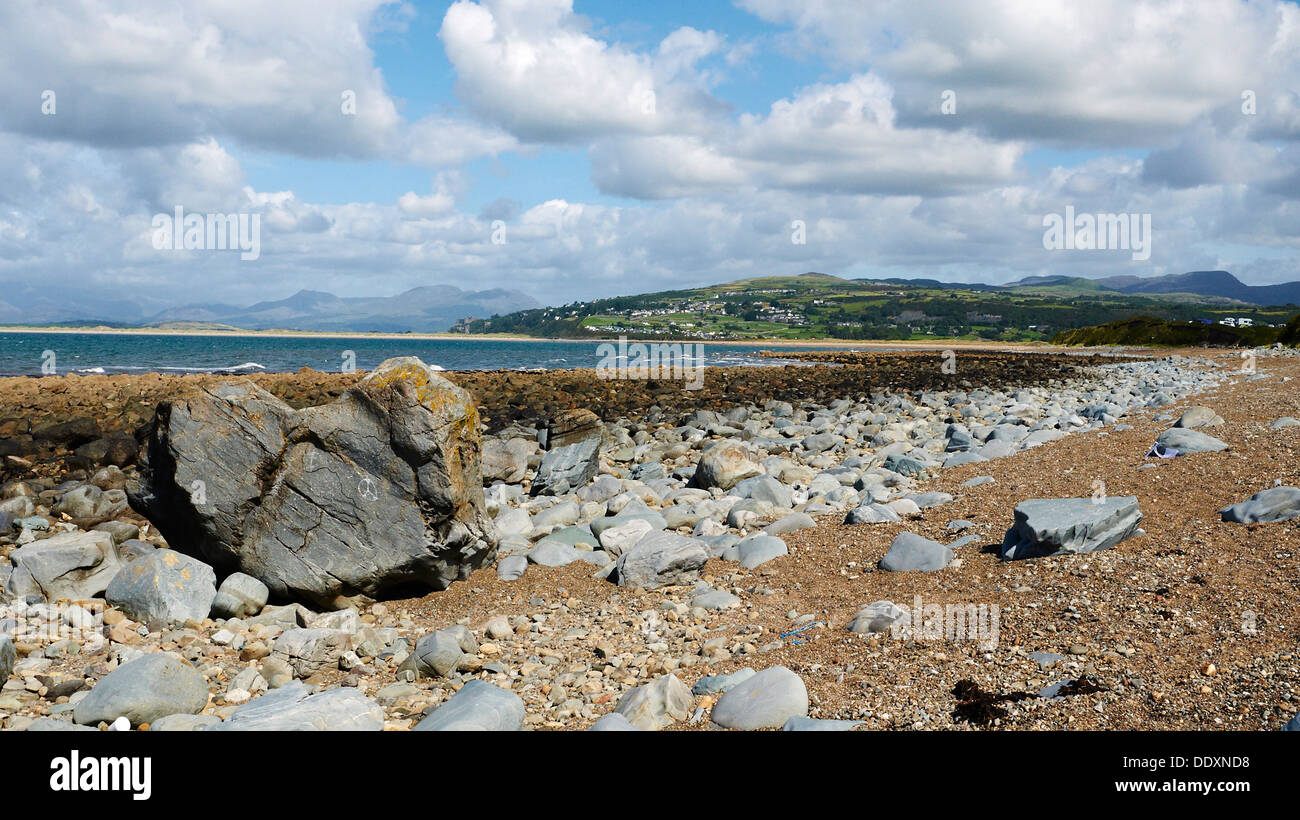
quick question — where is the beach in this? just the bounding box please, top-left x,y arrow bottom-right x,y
2,345 -> 1299,731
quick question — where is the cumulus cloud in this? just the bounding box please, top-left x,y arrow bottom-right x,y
0,0 -> 514,166
739,0 -> 1300,146
438,0 -> 726,142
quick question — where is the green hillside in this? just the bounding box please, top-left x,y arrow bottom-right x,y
459,273 -> 1296,342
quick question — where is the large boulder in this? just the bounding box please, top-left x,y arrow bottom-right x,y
128,357 -> 495,608
690,442 -> 761,491
207,681 -> 383,731
1000,496 -> 1143,560
105,549 -> 217,627
530,438 -> 600,496
74,653 -> 209,727
1220,486 -> 1300,524
413,680 -> 524,731
614,531 -> 707,588
7,530 -> 124,601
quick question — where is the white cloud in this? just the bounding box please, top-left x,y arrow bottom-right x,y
739,0 -> 1300,146
0,0 -> 514,167
438,0 -> 725,142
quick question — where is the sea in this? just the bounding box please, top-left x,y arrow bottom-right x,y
0,331 -> 845,377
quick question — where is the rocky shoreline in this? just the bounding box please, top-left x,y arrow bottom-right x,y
2,347 -> 1299,731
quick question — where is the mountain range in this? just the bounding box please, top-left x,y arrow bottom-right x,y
1001,270 -> 1300,304
0,285 -> 540,332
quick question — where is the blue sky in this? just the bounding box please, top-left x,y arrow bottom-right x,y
0,0 -> 1296,319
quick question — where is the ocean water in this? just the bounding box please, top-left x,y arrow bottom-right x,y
0,331 -> 838,377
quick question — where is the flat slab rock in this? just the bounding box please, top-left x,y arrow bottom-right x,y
1001,496 -> 1142,560
1220,486 -> 1300,524
207,682 -> 384,731
1156,427 -> 1228,454
413,680 -> 524,731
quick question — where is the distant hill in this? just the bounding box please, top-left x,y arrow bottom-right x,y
145,285 -> 540,332
1008,270 -> 1300,305
460,271 -> 1299,342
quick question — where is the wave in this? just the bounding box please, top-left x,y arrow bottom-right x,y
74,362 -> 268,374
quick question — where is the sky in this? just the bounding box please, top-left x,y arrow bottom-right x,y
0,0 -> 1298,319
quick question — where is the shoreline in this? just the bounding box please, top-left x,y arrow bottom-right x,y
0,324 -> 1110,352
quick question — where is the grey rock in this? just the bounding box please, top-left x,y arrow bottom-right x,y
879,532 -> 952,572
480,437 -> 533,484
690,588 -> 741,610
410,629 -> 465,678
731,535 -> 788,569
710,666 -> 808,730
497,555 -> 528,580
74,653 -> 208,727
689,442 -> 761,491
531,438 -> 601,496
26,718 -> 98,731
847,600 -> 907,634
764,512 -> 815,536
413,680 -> 524,731
1270,417 -> 1300,430
692,667 -> 756,696
882,453 -> 927,476
844,502 -> 901,525
1174,406 -> 1224,428
128,357 -> 494,608
1001,496 -> 1142,560
944,451 -> 989,467
614,531 -> 707,588
731,475 -> 793,509
588,713 -> 643,731
1155,427 -> 1228,454
208,681 -> 383,731
210,572 -> 269,619
272,628 -> 349,677
905,491 -> 953,509
526,539 -> 579,567
149,713 -> 223,731
614,673 -> 693,730
7,530 -> 123,601
963,476 -> 995,488
1220,486 -> 1300,524
52,484 -> 128,526
105,549 -> 216,627
781,717 -> 863,731
0,634 -> 15,682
